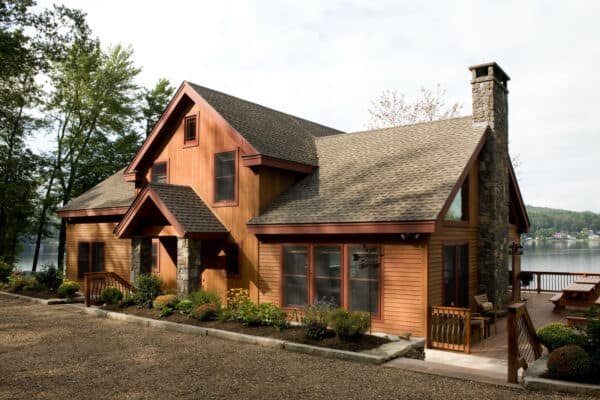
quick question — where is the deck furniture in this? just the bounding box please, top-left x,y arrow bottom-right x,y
550,282 -> 599,311
473,293 -> 498,334
471,315 -> 491,346
575,276 -> 600,285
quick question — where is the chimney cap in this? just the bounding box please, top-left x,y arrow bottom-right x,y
469,62 -> 510,85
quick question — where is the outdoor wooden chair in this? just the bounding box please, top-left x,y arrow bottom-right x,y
473,293 -> 498,335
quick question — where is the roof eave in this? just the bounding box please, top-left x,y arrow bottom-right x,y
247,221 -> 437,235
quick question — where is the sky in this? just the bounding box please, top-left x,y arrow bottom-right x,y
35,0 -> 600,213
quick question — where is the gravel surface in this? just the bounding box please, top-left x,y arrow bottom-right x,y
0,296 -> 593,400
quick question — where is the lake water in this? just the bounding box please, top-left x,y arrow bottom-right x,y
15,239 -> 600,273
522,240 -> 600,273
15,240 -> 58,271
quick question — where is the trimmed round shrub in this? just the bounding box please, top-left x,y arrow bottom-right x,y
153,294 -> 178,309
328,308 -> 370,341
132,274 -> 163,307
101,286 -> 123,304
23,277 -> 43,291
537,323 -> 585,352
0,260 -> 13,284
191,303 -> 219,321
57,280 -> 80,298
9,274 -> 28,291
547,345 -> 593,382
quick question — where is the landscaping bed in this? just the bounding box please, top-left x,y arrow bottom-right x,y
0,288 -> 55,299
108,304 -> 390,352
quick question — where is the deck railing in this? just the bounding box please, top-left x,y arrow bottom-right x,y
512,270 -> 600,293
84,272 -> 135,306
429,306 -> 471,353
507,302 -> 543,383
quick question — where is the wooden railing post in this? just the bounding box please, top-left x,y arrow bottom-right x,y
84,273 -> 91,307
507,303 -> 520,383
536,273 -> 541,294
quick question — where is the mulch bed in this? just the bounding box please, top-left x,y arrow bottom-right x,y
0,288 -> 56,299
105,305 -> 390,352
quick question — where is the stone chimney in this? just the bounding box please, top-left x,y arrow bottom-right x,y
469,62 -> 510,308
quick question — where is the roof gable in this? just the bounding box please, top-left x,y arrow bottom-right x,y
115,183 -> 228,238
249,117 -> 488,226
126,82 -> 343,179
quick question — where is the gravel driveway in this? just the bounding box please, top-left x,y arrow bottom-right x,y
0,296 -> 592,400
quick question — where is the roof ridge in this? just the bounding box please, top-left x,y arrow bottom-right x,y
186,81 -> 344,135
316,115 -> 475,141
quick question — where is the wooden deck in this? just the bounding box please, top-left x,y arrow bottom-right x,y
469,293 -> 569,360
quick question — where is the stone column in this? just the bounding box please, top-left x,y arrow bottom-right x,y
177,238 -> 202,298
131,237 -> 152,283
469,62 -> 510,308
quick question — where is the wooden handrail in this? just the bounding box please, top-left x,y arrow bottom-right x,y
429,306 -> 472,353
507,303 -> 542,383
84,272 -> 135,306
512,270 -> 600,293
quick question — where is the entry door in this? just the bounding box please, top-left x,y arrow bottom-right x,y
443,244 -> 469,307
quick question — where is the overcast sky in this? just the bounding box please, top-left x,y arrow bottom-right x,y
36,0 -> 600,212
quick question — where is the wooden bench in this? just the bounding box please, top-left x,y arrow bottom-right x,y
550,293 -> 563,312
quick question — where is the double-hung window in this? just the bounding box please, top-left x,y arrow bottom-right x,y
214,151 -> 237,204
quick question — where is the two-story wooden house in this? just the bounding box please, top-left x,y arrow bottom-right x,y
58,62 -> 529,337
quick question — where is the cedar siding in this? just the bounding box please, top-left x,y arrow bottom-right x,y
428,163 -> 480,310
66,221 -> 130,283
258,240 -> 428,337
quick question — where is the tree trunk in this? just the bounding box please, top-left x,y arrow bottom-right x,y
57,219 -> 67,271
31,176 -> 54,272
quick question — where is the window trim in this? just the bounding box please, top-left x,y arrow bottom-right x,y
441,241 -> 470,308
77,241 -> 105,279
183,113 -> 199,148
279,242 -> 383,321
150,159 -> 169,184
213,148 -> 239,207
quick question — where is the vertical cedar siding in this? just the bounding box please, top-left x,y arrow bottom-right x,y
66,222 -> 130,283
258,240 -> 427,337
141,100 -> 296,300
428,163 -> 480,311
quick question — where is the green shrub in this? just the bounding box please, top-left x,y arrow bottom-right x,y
188,289 -> 221,308
237,299 -> 261,326
175,299 -> 194,314
23,277 -> 43,291
217,308 -> 235,322
257,303 -> 288,330
132,274 -> 163,307
101,286 -> 123,304
191,303 -> 220,321
0,260 -> 13,283
302,300 -> 335,340
537,323 -> 586,352
153,294 -> 178,309
57,280 -> 80,298
327,308 -> 370,341
36,265 -> 63,292
160,306 -> 173,318
9,273 -> 28,291
547,345 -> 593,382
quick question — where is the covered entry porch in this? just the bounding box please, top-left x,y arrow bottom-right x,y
114,183 -> 229,297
